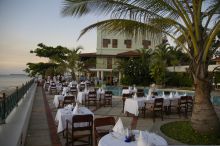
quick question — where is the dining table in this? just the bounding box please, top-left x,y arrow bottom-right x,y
98,130 -> 168,146
55,106 -> 93,133
124,95 -> 180,116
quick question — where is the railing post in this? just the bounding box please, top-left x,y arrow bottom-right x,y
16,86 -> 18,106
0,93 -> 6,124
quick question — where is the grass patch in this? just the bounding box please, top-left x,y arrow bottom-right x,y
160,121 -> 220,145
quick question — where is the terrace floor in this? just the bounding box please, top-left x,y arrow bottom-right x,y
25,86 -> 220,146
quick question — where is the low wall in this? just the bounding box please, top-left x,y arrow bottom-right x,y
0,83 -> 37,146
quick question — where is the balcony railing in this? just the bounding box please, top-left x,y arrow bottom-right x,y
0,79 -> 35,124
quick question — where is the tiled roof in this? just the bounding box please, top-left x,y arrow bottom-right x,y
79,52 -> 97,57
79,50 -> 141,58
116,50 -> 140,57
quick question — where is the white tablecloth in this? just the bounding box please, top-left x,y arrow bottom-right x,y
124,98 -> 150,116
55,107 -> 93,133
98,130 -> 167,146
53,94 -> 74,108
77,90 -> 105,103
124,96 -> 180,116
77,91 -> 88,103
53,95 -> 64,108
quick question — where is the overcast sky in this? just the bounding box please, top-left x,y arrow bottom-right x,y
0,0 -> 99,74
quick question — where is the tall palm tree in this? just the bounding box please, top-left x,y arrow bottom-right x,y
62,0 -> 220,134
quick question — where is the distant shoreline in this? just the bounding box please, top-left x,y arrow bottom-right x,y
0,74 -> 27,76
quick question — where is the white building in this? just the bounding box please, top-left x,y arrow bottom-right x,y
80,28 -> 163,85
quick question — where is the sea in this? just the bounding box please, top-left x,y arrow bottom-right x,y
0,74 -> 32,95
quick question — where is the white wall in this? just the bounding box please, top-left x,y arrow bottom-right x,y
0,83 -> 37,146
96,28 -> 162,55
167,65 -> 220,72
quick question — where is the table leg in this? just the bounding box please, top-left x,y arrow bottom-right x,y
131,116 -> 138,129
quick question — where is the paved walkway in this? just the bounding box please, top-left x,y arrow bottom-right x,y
25,87 -> 52,146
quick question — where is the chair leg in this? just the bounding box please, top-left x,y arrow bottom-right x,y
153,111 -> 155,122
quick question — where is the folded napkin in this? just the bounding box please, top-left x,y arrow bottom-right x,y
72,103 -> 79,114
146,95 -> 152,100
65,104 -> 73,110
137,131 -> 148,146
175,91 -> 179,97
113,118 -> 124,135
169,92 -> 173,99
133,93 -> 137,99
162,92 -> 165,98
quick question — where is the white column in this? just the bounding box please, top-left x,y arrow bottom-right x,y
97,71 -> 100,79
101,71 -> 104,81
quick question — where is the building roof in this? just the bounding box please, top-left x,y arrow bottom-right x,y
212,57 -> 220,62
116,50 -> 140,57
80,50 -> 141,58
79,53 -> 97,57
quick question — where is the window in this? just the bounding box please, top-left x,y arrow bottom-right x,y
124,40 -> 132,48
107,58 -> 112,69
142,40 -> 151,48
103,39 -> 111,48
112,39 -> 118,48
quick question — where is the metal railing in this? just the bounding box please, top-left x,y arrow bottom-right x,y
0,79 -> 35,124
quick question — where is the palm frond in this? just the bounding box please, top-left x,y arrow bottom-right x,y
62,0 -> 180,23
78,19 -> 162,40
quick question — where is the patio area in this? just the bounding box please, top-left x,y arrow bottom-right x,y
24,86 -> 220,146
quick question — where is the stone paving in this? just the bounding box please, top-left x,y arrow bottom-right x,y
25,87 -> 52,146
25,87 -> 220,146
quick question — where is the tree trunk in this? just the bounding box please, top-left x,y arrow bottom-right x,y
191,74 -> 220,134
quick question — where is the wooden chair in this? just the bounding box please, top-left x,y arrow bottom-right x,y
178,96 -> 193,117
178,96 -> 188,117
50,84 -> 57,95
61,95 -> 75,108
104,91 -> 112,107
187,96 -> 193,113
79,84 -> 86,91
136,89 -> 145,97
70,86 -> 78,96
148,98 -> 164,122
87,91 -> 98,107
66,114 -> 93,146
94,117 -> 115,146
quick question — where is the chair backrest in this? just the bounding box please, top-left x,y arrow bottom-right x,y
136,92 -> 144,97
70,86 -> 77,92
152,92 -> 158,96
88,91 -> 97,99
154,98 -> 164,109
187,96 -> 193,103
137,89 -> 144,93
104,91 -> 112,98
86,82 -> 91,88
179,96 -> 188,105
122,86 -> 128,90
72,114 -> 93,130
63,95 -> 75,106
94,116 -> 115,128
164,91 -> 170,95
80,84 -> 85,91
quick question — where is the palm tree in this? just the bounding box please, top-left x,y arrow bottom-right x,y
64,46 -> 83,80
150,43 -> 168,85
62,0 -> 220,134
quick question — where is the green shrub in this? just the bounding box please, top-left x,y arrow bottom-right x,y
166,72 -> 193,87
